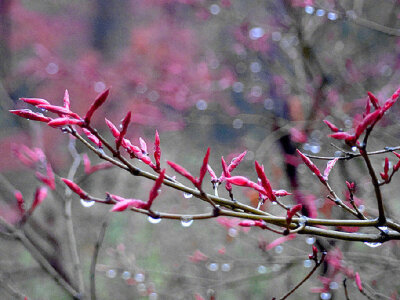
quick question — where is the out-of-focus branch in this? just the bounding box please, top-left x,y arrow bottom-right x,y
65,136 -> 85,296
0,216 -> 80,298
90,215 -> 109,300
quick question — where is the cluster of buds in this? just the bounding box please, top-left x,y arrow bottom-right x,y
325,88 -> 400,146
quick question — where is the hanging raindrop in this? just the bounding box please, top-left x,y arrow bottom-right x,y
180,216 -> 194,228
183,192 -> 193,199
148,216 -> 161,224
364,242 -> 382,248
80,199 -> 95,208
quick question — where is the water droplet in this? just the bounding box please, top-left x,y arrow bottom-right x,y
364,242 -> 382,248
310,143 -> 321,154
379,226 -> 389,233
275,245 -> 283,254
149,293 -> 158,300
207,263 -> 219,272
221,263 -> 231,272
46,62 -> 59,75
264,98 -> 274,110
80,199 -> 95,208
272,264 -> 281,272
249,27 -> 265,40
180,216 -> 194,228
358,204 -> 365,212
94,81 -> 106,93
135,273 -> 145,283
271,31 -> 282,42
183,192 -> 193,199
327,12 -> 338,20
209,4 -> 220,15
305,5 -> 314,14
97,148 -> 105,155
106,269 -> 117,278
232,118 -> 243,129
232,82 -> 244,93
320,292 -> 331,300
251,85 -> 262,97
257,265 -> 268,274
299,216 -> 308,226
329,281 -> 339,290
121,271 -> 131,280
306,237 -> 316,245
228,227 -> 238,237
351,146 -> 357,152
196,100 -> 208,111
250,61 -> 262,73
303,259 -> 312,268
334,151 -> 343,158
316,9 -> 325,17
148,216 -> 161,224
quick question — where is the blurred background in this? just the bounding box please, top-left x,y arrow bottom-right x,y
2,0 -> 400,299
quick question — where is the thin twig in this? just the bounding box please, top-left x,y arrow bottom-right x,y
305,146 -> 400,160
90,215 -> 109,300
343,279 -> 350,300
0,216 -> 80,298
65,136 -> 85,296
278,252 -> 327,299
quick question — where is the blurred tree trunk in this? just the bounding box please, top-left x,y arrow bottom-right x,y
0,0 -> 11,84
92,0 -> 130,58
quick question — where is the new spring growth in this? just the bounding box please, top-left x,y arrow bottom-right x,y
153,130 -> 161,171
84,88 -> 110,124
380,157 -> 390,182
286,204 -> 302,228
254,160 -> 276,202
167,148 -> 210,189
30,187 -> 48,213
62,179 -> 90,200
116,112 -> 131,150
393,152 -> 400,172
355,272 -> 363,292
110,169 -> 166,211
14,190 -> 25,215
309,245 -> 318,262
238,219 -> 267,229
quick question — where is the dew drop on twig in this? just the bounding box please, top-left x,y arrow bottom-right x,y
183,192 -> 193,199
364,242 -> 382,248
180,216 -> 194,228
80,199 -> 95,208
148,216 -> 161,224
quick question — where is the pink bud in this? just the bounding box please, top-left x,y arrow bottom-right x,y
238,220 -> 266,229
61,178 -> 89,200
10,109 -> 51,123
84,88 -> 110,124
63,89 -> 70,110
146,169 -> 166,209
265,234 -> 296,250
286,204 -> 302,224
189,250 -> 208,263
110,199 -> 147,211
380,157 -> 390,182
221,156 -> 232,191
228,150 -> 247,172
154,130 -> 161,171
355,272 -> 363,291
47,117 -> 84,127
14,190 -> 25,215
139,137 -> 147,154
323,158 -> 339,180
167,161 -> 196,185
367,91 -> 380,108
254,161 -> 276,202
82,128 -> 102,148
105,118 -> 120,139
116,112 -> 131,149
296,150 -> 325,184
207,164 -> 218,182
346,181 -> 355,192
273,190 -> 291,197
323,120 -> 339,132
37,104 -> 80,119
20,97 -> 50,106
329,132 -> 355,141
31,187 -> 47,211
197,148 -> 210,188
